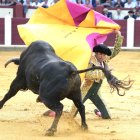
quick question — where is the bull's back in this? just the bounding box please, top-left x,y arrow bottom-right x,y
19,40 -> 58,70
18,40 -> 81,95
20,40 -> 54,58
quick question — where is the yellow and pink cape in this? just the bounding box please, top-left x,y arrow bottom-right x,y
18,0 -> 120,80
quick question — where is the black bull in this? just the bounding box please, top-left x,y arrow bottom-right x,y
0,40 -> 132,136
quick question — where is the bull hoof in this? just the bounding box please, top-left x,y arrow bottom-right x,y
45,128 -> 56,136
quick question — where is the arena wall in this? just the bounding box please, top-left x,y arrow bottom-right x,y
0,4 -> 140,48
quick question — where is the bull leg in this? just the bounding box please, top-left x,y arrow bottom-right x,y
41,97 -> 63,136
72,99 -> 88,130
0,76 -> 26,109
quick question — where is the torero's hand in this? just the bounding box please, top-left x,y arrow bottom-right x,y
114,30 -> 121,36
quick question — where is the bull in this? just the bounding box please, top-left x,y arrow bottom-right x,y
1,40 -> 90,136
0,40 -> 133,136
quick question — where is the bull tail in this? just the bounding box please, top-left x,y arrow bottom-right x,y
5,58 -> 20,68
72,65 -> 104,74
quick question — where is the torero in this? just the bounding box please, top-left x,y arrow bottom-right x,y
70,30 -> 124,119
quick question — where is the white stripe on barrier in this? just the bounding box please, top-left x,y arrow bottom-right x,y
4,14 -> 12,45
127,18 -> 135,48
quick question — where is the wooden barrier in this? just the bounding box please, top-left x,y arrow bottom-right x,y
0,18 -> 4,44
0,5 -> 140,47
134,21 -> 140,47
104,20 -> 127,47
1,17 -> 140,47
12,18 -> 28,45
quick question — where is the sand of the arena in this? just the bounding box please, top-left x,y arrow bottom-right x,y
0,51 -> 140,140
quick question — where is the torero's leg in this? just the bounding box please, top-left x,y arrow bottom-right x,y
89,94 -> 111,119
87,81 -> 111,119
72,80 -> 111,119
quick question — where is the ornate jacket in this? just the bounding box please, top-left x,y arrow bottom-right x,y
81,33 -> 124,96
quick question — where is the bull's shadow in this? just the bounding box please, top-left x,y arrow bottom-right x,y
0,40 -> 133,136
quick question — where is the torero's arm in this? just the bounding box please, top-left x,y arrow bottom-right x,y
109,30 -> 124,59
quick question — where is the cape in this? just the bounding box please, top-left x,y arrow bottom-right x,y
18,0 -> 120,80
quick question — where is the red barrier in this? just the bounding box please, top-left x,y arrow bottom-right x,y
1,18 -> 139,46
14,3 -> 24,18
0,5 -> 140,47
104,20 -> 127,47
0,18 -> 4,44
134,21 -> 140,47
12,18 -> 28,45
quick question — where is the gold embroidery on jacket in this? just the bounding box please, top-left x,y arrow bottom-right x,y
81,33 -> 124,96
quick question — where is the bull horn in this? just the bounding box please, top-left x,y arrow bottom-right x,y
5,58 -> 19,68
5,59 -> 13,68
